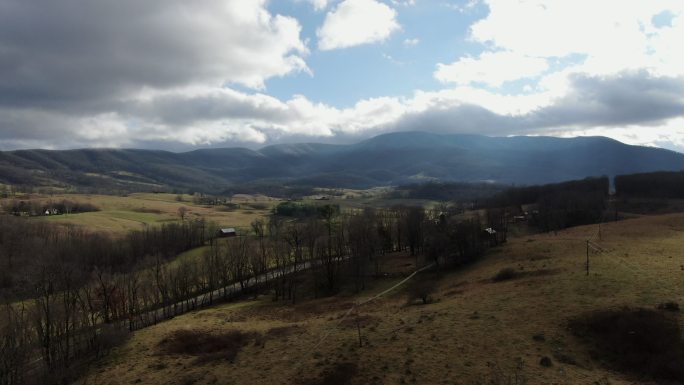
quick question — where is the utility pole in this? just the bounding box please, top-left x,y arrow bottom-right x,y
355,308 -> 363,347
586,240 -> 590,276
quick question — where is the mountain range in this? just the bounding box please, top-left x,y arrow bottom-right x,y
1,131 -> 684,193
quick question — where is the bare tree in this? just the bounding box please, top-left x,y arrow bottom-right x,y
251,219 -> 269,288
123,271 -> 141,331
177,206 -> 189,221
406,206 -> 425,257
1,302 -> 30,385
347,209 -> 378,292
33,266 -> 57,372
283,222 -> 305,303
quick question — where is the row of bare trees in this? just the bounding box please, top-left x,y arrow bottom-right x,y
0,216 -> 212,384
2,199 -> 99,217
0,216 -> 211,301
1,204 -> 498,385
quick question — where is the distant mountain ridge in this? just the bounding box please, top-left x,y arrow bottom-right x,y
1,131 -> 684,192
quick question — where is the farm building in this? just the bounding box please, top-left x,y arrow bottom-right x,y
481,227 -> 499,246
217,227 -> 237,238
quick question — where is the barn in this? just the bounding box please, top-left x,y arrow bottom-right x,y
217,227 -> 237,238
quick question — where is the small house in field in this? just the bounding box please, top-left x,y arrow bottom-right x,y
217,228 -> 237,238
483,227 -> 497,236
482,227 -> 498,246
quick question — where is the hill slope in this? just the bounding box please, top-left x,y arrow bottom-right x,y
2,132 -> 684,192
80,214 -> 684,385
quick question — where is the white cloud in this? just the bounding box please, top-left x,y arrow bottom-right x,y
317,0 -> 400,50
435,51 -> 548,87
551,118 -> 684,152
299,0 -> 330,11
443,0 -> 480,13
0,0 -> 310,101
470,0 -> 684,78
403,38 -> 420,46
391,0 -> 416,6
3,69 -> 683,151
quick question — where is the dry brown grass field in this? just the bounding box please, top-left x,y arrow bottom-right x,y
0,193 -> 278,235
75,213 -> 684,385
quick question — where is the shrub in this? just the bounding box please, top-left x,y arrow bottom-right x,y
408,273 -> 440,305
266,325 -> 302,338
476,361 -> 526,385
244,203 -> 269,210
131,207 -> 162,214
657,302 -> 680,312
539,357 -> 552,367
302,362 -> 358,385
493,268 -> 518,282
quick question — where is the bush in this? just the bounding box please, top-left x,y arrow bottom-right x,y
492,268 -> 518,282
131,207 -> 162,214
273,201 -> 316,217
657,302 -> 680,312
302,362 -> 358,385
244,203 -> 269,210
476,361 -> 526,385
92,324 -> 130,358
408,273 -> 440,305
215,203 -> 240,212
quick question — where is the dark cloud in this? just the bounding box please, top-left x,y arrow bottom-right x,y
391,103 -> 527,135
389,71 -> 684,139
531,71 -> 684,128
0,0 -> 682,154
0,0 -> 307,112
125,90 -> 293,126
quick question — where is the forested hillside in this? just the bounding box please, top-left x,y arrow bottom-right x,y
2,132 -> 684,193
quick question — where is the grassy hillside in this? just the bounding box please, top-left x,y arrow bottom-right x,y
78,214 -> 684,384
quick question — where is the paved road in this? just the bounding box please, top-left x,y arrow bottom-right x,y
129,257 -> 332,330
25,257 -> 335,375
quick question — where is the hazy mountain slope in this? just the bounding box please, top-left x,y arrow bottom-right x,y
1,132 -> 684,192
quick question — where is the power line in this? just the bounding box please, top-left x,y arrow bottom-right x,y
292,262 -> 436,372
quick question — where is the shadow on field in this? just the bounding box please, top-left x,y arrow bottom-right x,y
157,329 -> 257,364
491,267 -> 561,283
300,362 -> 358,385
570,307 -> 684,382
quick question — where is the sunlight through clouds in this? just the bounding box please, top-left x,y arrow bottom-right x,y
1,0 -> 683,151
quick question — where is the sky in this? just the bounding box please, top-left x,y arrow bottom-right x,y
1,0 -> 684,152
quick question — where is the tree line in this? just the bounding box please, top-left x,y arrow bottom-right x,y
389,181 -> 507,202
485,176 -> 609,232
0,203 -> 501,384
0,216 -> 210,302
615,171 -> 684,199
2,199 -> 100,217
